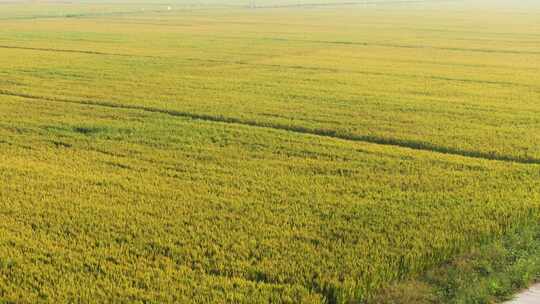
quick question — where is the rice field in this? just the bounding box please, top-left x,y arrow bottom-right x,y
1,0 -> 539,303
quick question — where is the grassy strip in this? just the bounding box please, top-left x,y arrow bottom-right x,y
372,219 -> 540,303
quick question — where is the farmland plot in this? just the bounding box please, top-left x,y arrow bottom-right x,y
1,1 -> 539,303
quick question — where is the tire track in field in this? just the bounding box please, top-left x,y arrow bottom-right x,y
244,0 -> 434,9
186,58 -> 539,89
0,45 -> 151,57
261,38 -> 540,56
0,8 -> 170,21
1,89 -> 539,165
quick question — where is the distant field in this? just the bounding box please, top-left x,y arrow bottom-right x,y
1,1 -> 540,303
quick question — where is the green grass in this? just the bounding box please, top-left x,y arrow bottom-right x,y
372,221 -> 540,304
1,1 -> 540,303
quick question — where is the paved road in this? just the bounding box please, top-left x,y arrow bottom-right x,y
504,284 -> 540,304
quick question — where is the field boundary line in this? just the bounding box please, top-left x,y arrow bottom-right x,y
1,89 -> 539,165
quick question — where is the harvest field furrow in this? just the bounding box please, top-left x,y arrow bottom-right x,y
236,37 -> 540,55
1,0 -> 540,303
0,44 -> 147,57
2,90 -> 540,166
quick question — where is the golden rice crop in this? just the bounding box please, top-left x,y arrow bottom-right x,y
1,1 -> 539,303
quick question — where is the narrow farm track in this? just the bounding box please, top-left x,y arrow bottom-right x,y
262,38 -> 540,55
0,9 -> 172,21
1,89 -> 539,165
0,45 -> 150,57
185,58 -> 539,89
243,0 -> 436,9
5,42 -> 538,82
3,46 -> 538,90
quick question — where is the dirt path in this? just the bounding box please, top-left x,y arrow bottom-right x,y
505,284 -> 540,304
